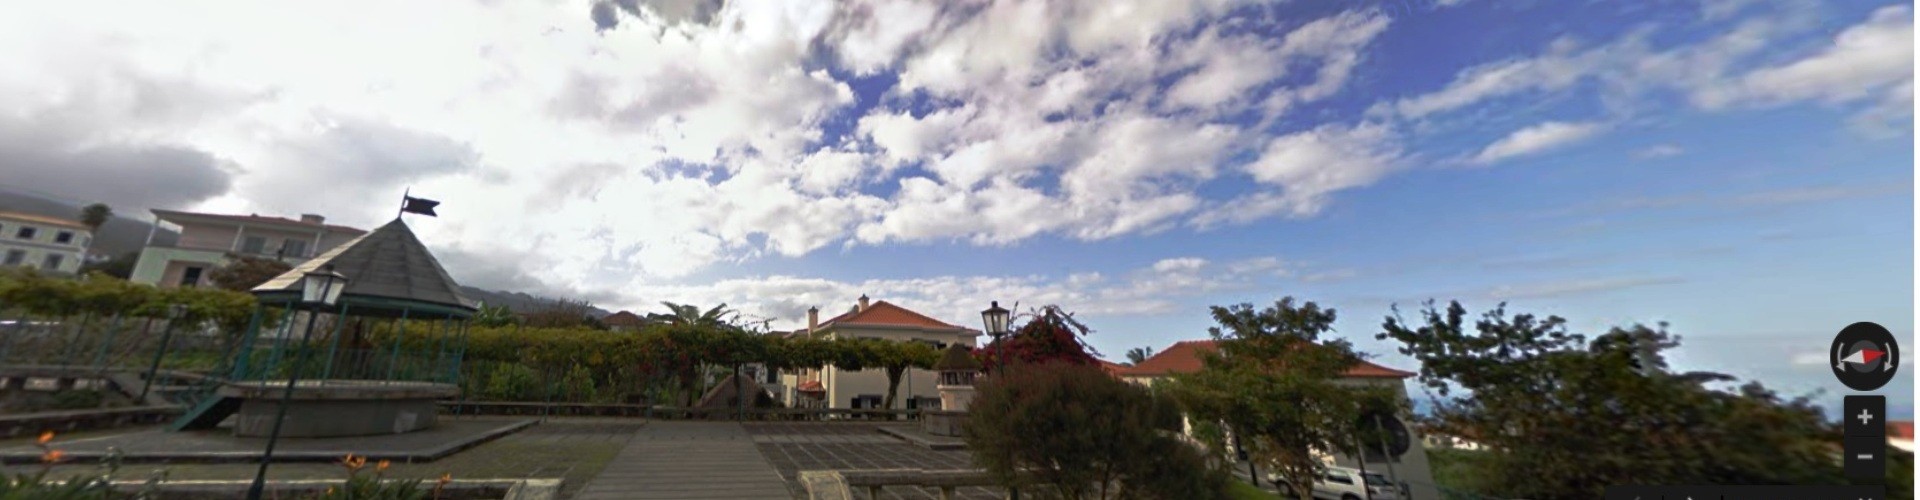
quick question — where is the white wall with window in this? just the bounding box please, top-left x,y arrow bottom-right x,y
0,212 -> 90,274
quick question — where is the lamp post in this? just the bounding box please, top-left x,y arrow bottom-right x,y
246,265 -> 347,500
979,301 -> 1010,374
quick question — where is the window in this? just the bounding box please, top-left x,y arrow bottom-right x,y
180,266 -> 204,287
41,254 -> 61,270
15,226 -> 35,240
3,250 -> 23,266
282,238 -> 309,258
54,231 -> 73,244
241,236 -> 266,254
1324,472 -> 1354,485
851,394 -> 882,409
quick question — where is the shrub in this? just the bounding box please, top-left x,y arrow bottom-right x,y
561,364 -> 597,402
964,362 -> 1230,499
482,363 -> 540,401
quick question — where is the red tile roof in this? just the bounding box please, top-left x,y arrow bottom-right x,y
0,212 -> 88,230
1098,360 -> 1129,378
152,209 -> 366,234
796,380 -> 825,392
1893,421 -> 1914,440
1119,340 -> 1415,379
818,300 -> 972,331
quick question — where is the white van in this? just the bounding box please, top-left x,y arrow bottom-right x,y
1266,465 -> 1403,500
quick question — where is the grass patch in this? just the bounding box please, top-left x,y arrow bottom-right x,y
1227,479 -> 1279,500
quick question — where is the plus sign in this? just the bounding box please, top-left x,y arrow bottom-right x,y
1858,408 -> 1876,425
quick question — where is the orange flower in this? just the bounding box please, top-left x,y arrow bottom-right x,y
437,473 -> 452,485
338,453 -> 366,472
36,431 -> 53,445
375,460 -> 390,472
40,449 -> 65,463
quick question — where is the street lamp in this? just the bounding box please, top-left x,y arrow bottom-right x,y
247,265 -> 347,500
980,301 -> 1010,374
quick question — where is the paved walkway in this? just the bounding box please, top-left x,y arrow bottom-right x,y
575,421 -> 791,500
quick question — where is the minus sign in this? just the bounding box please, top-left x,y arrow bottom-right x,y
1857,454 -> 1874,460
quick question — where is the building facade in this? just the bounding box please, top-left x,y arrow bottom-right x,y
1118,340 -> 1440,500
130,209 -> 365,288
0,212 -> 90,274
779,296 -> 979,410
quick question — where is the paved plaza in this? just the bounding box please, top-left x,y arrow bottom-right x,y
745,422 -> 1005,500
11,418 -> 1012,499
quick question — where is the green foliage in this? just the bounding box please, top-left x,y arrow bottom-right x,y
303,456 -> 441,500
1166,298 -> 1396,500
519,298 -> 601,329
1377,301 -> 1847,500
964,361 -> 1229,500
207,254 -> 291,292
561,364 -> 598,402
471,303 -> 517,327
483,363 -> 541,401
0,268 -> 255,340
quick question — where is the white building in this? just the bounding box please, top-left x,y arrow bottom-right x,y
779,296 -> 979,410
0,211 -> 90,274
130,209 -> 364,288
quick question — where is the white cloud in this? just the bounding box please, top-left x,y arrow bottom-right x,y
1470,120 -> 1608,164
1152,257 -> 1209,273
1632,144 -> 1685,159
1720,5 -> 1912,107
1195,121 -> 1401,226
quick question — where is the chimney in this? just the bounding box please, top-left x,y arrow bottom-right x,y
807,306 -> 819,333
857,294 -> 870,312
300,214 -> 325,225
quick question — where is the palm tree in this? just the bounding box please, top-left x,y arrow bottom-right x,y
646,302 -> 737,328
79,203 -> 112,232
1125,346 -> 1155,365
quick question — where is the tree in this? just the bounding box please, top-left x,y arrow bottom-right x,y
977,305 -> 1100,371
207,254 -> 292,292
1165,298 -> 1395,500
647,302 -> 736,327
1124,346 -> 1154,365
79,203 -> 112,233
871,339 -> 939,410
472,303 -> 517,327
1377,301 -> 1846,499
965,361 -> 1229,499
521,298 -> 599,329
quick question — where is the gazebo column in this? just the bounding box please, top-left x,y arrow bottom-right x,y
260,304 -> 298,382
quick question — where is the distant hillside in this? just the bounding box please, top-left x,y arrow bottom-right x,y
0,185 -> 177,258
458,286 -> 614,318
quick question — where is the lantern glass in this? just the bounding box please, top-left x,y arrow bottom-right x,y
980,301 -> 1011,335
300,266 -> 349,306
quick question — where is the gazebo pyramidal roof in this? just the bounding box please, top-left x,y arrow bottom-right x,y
252,218 -> 478,318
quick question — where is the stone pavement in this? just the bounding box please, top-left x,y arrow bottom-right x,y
746,423 -> 1003,500
575,421 -> 790,500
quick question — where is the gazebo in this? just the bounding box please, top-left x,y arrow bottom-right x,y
169,218 -> 477,438
923,343 -> 982,437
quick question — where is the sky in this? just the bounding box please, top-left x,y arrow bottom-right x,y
0,0 -> 1911,417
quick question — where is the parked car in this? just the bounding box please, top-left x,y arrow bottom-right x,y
1267,465 -> 1403,500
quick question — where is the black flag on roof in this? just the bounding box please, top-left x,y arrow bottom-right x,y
401,196 -> 439,217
